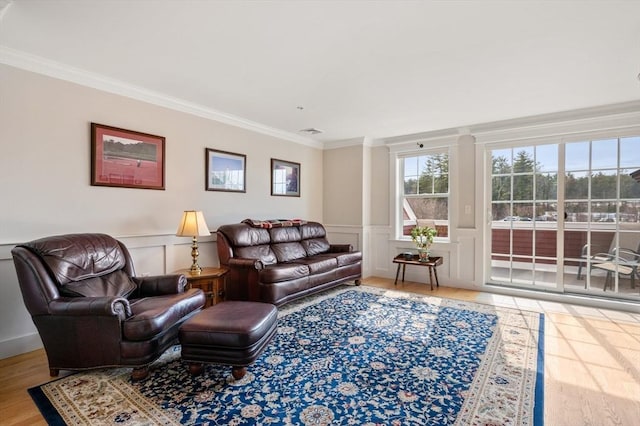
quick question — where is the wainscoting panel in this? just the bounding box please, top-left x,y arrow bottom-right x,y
371,226 -> 392,277
324,225 -> 362,251
456,234 -> 476,284
128,245 -> 167,276
0,257 -> 35,359
325,224 -> 367,277
163,240 -> 218,274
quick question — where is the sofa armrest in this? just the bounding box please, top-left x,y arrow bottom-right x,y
329,244 -> 353,253
134,274 -> 186,296
229,257 -> 264,270
49,296 -> 131,318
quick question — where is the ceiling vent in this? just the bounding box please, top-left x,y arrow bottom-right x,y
299,128 -> 323,135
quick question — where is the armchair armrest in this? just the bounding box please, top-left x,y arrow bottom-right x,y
228,257 -> 264,270
329,244 -> 353,253
609,249 -> 640,275
612,247 -> 640,261
582,244 -> 609,257
586,251 -> 616,265
49,296 -> 131,318
591,252 -> 614,261
134,274 -> 186,296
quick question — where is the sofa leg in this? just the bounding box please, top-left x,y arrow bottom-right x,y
354,279 -> 361,286
130,366 -> 149,381
187,363 -> 204,375
232,366 -> 247,380
49,368 -> 59,377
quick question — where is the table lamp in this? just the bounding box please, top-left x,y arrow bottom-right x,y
176,210 -> 211,274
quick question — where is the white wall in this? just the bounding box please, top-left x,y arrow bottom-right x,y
323,144 -> 363,226
370,145 -> 390,226
0,64 -> 324,358
322,143 -> 372,276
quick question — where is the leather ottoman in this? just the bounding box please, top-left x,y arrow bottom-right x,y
179,301 -> 278,379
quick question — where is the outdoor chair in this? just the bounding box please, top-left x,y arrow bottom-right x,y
576,224 -> 640,282
588,247 -> 640,291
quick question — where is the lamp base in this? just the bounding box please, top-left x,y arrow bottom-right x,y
190,236 -> 202,274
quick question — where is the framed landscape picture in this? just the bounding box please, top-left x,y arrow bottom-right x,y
206,148 -> 246,192
90,123 -> 165,190
271,158 -> 300,197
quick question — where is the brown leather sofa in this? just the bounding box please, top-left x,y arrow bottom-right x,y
217,220 -> 362,306
11,233 -> 205,380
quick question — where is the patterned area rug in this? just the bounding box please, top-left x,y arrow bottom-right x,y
29,286 -> 544,425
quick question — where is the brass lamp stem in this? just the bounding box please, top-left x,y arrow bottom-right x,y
190,236 -> 201,274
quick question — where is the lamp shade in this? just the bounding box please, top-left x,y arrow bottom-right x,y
176,211 -> 211,237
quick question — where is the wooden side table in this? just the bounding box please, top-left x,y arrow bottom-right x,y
175,267 -> 228,308
392,254 -> 443,291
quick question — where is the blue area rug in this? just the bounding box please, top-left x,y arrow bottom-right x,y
29,286 -> 544,425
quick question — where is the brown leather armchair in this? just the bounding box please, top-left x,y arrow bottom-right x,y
11,233 -> 206,380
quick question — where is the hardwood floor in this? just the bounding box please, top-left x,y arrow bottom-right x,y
0,349 -> 55,426
1,277 -> 638,425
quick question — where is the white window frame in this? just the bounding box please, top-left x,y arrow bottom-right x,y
390,144 -> 452,242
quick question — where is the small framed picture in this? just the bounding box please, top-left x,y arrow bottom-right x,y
206,148 -> 246,192
91,123 -> 165,190
271,158 -> 300,197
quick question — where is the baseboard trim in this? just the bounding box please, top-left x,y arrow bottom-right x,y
0,332 -> 42,359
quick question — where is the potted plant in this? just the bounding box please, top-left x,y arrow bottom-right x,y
410,225 -> 437,262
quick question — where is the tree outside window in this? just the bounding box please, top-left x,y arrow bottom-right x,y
401,152 -> 449,237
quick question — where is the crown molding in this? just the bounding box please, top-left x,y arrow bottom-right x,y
0,46 -> 323,149
322,136 -> 379,150
380,100 -> 640,148
470,101 -> 640,144
383,128 -> 462,146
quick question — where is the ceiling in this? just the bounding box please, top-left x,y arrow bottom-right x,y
1,0 -> 639,145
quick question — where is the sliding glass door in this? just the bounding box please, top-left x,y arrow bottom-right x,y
563,138 -> 640,298
488,136 -> 640,301
489,144 -> 560,290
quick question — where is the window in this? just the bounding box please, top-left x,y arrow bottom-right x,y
564,137 -> 640,224
400,151 -> 449,238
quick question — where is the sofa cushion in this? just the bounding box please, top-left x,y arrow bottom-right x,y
290,256 -> 338,275
318,251 -> 362,267
300,222 -> 327,239
123,289 -> 204,341
259,263 -> 310,283
301,238 -> 330,256
269,227 -> 302,243
23,233 -> 127,285
59,269 -> 137,298
220,224 -> 271,247
272,242 -> 307,262
235,245 -> 277,265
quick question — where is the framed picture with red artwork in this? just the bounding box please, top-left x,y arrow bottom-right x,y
90,123 -> 165,190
